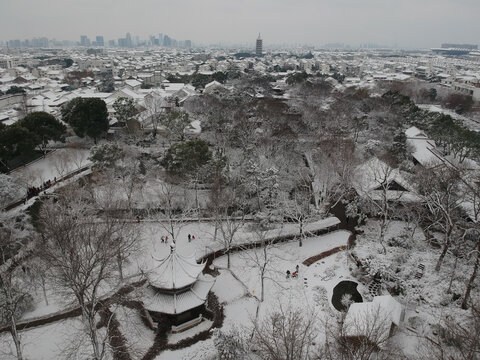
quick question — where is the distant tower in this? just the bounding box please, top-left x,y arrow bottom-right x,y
80,35 -> 90,47
256,33 -> 263,56
95,36 -> 104,47
125,33 -> 133,47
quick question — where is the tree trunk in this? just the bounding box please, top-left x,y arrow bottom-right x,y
447,255 -> 458,294
41,276 -> 49,306
227,251 -> 231,269
436,228 -> 452,271
10,316 -> 23,360
117,251 -> 123,281
260,275 -> 265,302
213,217 -> 218,243
379,219 -> 387,255
85,309 -> 102,360
299,220 -> 303,247
462,243 -> 480,309
194,180 -> 199,209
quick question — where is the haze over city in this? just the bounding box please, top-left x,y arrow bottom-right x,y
1,0 -> 480,48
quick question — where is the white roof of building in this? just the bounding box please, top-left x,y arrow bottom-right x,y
405,126 -> 427,139
405,126 -> 444,168
147,245 -> 206,290
204,80 -> 223,90
143,274 -> 214,315
353,157 -> 419,202
125,79 -> 142,88
343,295 -> 403,346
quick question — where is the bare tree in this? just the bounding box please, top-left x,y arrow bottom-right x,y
240,225 -> 281,302
282,173 -> 316,247
89,182 -> 140,281
0,268 -> 31,360
251,303 -> 317,360
461,226 -> 480,309
150,182 -> 195,243
0,215 -> 34,360
218,212 -> 245,269
38,186 -> 134,360
418,303 -> 480,360
415,167 -> 465,271
318,305 -> 401,360
144,91 -> 166,139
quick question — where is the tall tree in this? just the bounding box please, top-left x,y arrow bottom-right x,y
160,139 -> 212,177
38,186 -> 134,360
282,173 -> 315,247
144,92 -> 166,139
64,98 -> 109,143
0,215 -> 33,360
251,303 -> 317,360
159,110 -> 191,143
112,97 -> 137,126
0,123 -> 37,170
17,112 -> 66,154
416,166 -> 465,271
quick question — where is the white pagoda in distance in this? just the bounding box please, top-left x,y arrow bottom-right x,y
143,244 -> 215,333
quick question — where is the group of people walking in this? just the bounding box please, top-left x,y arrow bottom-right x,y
286,264 -> 300,279
25,178 -> 56,202
159,233 -> 196,244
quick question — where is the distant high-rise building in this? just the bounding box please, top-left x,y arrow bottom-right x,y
8,40 -> 21,48
80,35 -> 90,46
125,33 -> 133,47
163,35 -> 172,47
256,33 -> 262,56
159,33 -> 163,44
32,37 -> 48,48
184,40 -> 192,48
96,36 -> 104,47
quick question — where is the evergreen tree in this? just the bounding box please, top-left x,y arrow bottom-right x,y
161,139 -> 212,177
63,98 -> 109,143
0,123 -> 37,170
17,112 -> 66,154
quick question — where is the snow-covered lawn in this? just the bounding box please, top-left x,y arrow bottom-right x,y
124,217 -> 340,278
0,317 -> 97,360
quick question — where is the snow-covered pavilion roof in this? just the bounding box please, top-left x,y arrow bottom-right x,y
147,245 -> 207,290
343,295 -> 404,347
144,274 -> 215,315
353,157 -> 420,202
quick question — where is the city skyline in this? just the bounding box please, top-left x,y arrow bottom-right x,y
1,0 -> 479,49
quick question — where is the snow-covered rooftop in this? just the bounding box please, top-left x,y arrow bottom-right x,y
343,295 -> 404,347
143,274 -> 214,315
147,244 -> 206,290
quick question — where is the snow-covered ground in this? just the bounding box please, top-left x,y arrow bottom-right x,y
2,222 -> 348,360
0,317 -> 98,360
7,214 -> 473,359
156,230 -> 351,359
9,147 -> 90,188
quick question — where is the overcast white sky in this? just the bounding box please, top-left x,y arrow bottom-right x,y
1,0 -> 479,48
